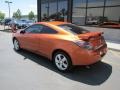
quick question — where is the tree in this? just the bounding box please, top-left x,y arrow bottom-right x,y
13,12 -> 17,18
12,9 -> 21,19
28,11 -> 35,20
0,11 -> 5,20
16,9 -> 21,19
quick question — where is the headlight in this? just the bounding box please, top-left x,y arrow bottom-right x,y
74,40 -> 93,50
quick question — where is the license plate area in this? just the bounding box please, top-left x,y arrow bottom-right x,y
89,36 -> 105,48
94,44 -> 107,56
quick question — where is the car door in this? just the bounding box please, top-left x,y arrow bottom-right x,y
36,25 -> 58,57
20,24 -> 43,52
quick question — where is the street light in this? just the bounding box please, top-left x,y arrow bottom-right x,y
5,1 -> 12,18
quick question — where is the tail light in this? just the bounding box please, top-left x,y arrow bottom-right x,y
74,40 -> 93,50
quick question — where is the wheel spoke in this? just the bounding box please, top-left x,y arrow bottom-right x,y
62,57 -> 67,62
57,54 -> 62,60
59,63 -> 63,69
62,62 -> 68,68
55,59 -> 60,64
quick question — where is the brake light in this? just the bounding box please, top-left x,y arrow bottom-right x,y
74,40 -> 93,50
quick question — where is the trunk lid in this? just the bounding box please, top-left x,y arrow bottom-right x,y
77,32 -> 105,49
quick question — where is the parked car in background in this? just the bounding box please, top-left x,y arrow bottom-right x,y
12,21 -> 107,71
87,16 -> 108,25
9,19 -> 17,26
98,16 -> 108,25
87,19 -> 98,25
9,19 -> 35,30
99,22 -> 120,29
16,20 -> 28,29
26,20 -> 34,26
2,18 -> 12,25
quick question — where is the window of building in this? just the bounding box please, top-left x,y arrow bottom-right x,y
86,8 -> 104,25
41,0 -> 49,21
73,0 -> 86,8
40,0 -> 120,26
72,0 -> 86,25
88,0 -> 104,7
106,0 -> 120,6
105,6 -> 120,22
57,0 -> 68,22
49,0 -> 57,21
41,0 -> 68,22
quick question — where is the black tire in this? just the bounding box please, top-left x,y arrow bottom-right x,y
53,51 -> 73,72
13,39 -> 21,51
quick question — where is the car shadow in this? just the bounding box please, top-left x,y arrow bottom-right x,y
14,49 -> 112,86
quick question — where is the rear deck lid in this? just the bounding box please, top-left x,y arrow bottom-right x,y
78,32 -> 105,48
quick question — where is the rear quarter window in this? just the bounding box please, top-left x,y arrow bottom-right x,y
58,24 -> 89,34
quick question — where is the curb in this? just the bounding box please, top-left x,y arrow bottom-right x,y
108,47 -> 120,52
107,42 -> 120,52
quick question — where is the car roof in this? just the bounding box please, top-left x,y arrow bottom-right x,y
35,21 -> 72,35
36,21 -> 69,26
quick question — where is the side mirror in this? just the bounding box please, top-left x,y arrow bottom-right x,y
20,30 -> 25,34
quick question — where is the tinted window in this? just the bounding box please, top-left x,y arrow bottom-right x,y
25,24 -> 57,34
25,24 -> 43,33
58,24 -> 89,34
41,26 -> 58,34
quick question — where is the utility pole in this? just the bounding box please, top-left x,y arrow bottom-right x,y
5,1 -> 12,18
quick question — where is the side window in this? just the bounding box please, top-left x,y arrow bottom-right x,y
41,26 -> 58,34
25,24 -> 43,33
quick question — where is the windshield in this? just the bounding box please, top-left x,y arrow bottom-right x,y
58,24 -> 89,34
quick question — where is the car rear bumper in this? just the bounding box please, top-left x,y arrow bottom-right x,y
71,44 -> 107,65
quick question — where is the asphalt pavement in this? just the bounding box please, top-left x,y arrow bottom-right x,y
0,31 -> 120,90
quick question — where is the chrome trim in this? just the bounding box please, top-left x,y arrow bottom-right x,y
94,44 -> 104,50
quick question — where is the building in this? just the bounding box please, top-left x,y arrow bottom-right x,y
37,0 -> 120,25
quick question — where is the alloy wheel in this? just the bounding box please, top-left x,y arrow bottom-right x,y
55,54 -> 69,71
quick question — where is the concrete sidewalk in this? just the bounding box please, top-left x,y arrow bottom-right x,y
107,42 -> 120,51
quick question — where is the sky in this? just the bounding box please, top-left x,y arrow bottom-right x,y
0,0 -> 37,18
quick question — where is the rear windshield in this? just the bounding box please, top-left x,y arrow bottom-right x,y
58,24 -> 89,34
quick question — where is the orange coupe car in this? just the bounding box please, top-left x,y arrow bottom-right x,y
12,21 -> 107,71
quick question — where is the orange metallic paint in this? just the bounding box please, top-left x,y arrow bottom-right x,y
13,21 -> 107,65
